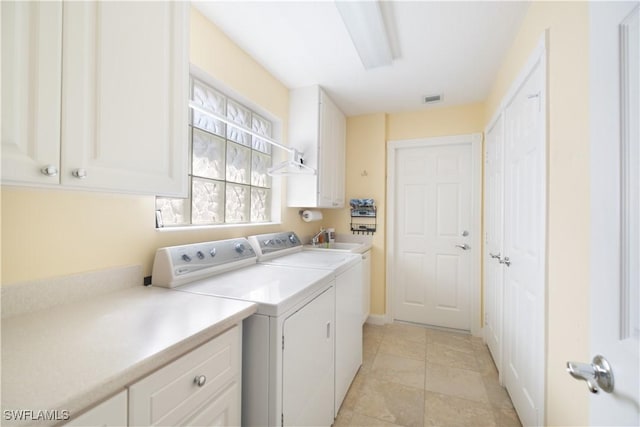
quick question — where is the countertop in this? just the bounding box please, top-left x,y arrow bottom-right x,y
1,284 -> 256,425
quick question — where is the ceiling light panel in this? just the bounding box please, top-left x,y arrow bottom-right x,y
335,0 -> 393,69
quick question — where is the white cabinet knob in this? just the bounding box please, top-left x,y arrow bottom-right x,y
40,165 -> 59,177
72,168 -> 87,179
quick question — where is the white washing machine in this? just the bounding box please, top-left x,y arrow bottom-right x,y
248,232 -> 363,416
152,238 -> 336,427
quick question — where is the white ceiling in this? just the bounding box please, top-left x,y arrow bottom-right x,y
193,1 -> 530,116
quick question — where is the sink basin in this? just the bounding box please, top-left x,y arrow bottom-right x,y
303,242 -> 371,254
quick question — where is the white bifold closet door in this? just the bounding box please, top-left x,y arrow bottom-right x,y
483,113 -> 505,373
483,42 -> 546,427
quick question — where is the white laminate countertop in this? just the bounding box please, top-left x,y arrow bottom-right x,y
1,284 -> 257,425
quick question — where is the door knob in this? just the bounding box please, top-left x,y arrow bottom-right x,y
566,355 -> 614,394
455,244 -> 470,250
499,256 -> 511,266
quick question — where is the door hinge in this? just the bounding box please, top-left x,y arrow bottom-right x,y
282,335 -> 284,351
281,413 -> 284,426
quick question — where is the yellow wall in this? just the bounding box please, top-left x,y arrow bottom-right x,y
387,102 -> 485,140
0,7 -> 319,285
484,1 -> 590,426
323,104 -> 485,316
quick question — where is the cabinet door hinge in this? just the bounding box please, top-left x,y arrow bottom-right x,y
282,335 -> 285,350
281,413 -> 284,426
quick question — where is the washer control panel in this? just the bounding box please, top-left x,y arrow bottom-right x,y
152,238 -> 256,287
248,231 -> 301,256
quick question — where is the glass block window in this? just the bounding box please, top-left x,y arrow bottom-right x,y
156,77 -> 273,226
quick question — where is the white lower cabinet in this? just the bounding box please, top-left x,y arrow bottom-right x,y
65,390 -> 127,427
129,325 -> 241,426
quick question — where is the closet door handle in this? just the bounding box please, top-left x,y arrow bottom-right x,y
455,244 -> 470,250
489,252 -> 501,259
499,256 -> 511,267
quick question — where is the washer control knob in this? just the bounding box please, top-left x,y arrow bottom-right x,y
181,254 -> 192,262
275,239 -> 283,245
235,243 -> 246,254
263,239 -> 272,246
288,234 -> 297,244
196,251 -> 205,260
210,248 -> 217,258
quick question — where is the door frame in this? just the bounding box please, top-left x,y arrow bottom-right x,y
386,133 -> 483,336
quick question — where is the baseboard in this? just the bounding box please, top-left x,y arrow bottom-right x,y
365,314 -> 387,326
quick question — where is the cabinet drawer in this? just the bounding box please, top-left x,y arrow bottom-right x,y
129,325 -> 241,426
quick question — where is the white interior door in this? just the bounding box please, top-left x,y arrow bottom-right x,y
502,51 -> 546,427
484,113 -> 505,373
588,3 -> 639,425
392,139 -> 473,330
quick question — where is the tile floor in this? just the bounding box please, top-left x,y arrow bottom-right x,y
335,322 -> 522,427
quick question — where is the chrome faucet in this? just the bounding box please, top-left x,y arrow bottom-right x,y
311,228 -> 325,247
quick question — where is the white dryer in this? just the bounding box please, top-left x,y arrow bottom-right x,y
248,232 -> 363,416
152,238 -> 335,427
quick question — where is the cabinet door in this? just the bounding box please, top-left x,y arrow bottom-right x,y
181,382 -> 240,427
282,287 -> 335,427
64,390 -> 127,427
335,263 -> 363,414
61,1 -> 188,196
1,1 -> 62,185
317,92 -> 346,208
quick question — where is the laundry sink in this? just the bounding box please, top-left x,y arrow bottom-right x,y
303,241 -> 372,254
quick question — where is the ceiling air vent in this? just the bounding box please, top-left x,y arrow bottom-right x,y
423,94 -> 443,104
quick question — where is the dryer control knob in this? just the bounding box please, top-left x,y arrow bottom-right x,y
181,254 -> 192,262
288,234 -> 297,244
235,243 -> 246,254
196,251 -> 205,260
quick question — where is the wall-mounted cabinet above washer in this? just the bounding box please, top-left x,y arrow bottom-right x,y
287,86 -> 346,208
1,1 -> 189,197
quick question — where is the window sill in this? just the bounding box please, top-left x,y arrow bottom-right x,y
155,221 -> 282,232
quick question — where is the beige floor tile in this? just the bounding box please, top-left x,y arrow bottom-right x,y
475,346 -> 500,377
379,334 -> 427,360
385,322 -> 428,344
334,408 -> 354,427
425,362 -> 489,404
364,332 -> 382,354
426,341 -> 479,371
482,375 -> 514,409
493,407 -> 522,427
341,372 -> 368,412
370,352 -> 426,389
424,391 -> 497,427
364,323 -> 386,339
425,329 -> 475,354
353,376 -> 425,427
349,413 -> 406,427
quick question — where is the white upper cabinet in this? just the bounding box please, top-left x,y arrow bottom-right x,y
1,1 -> 63,185
287,86 -> 346,208
1,1 -> 189,197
